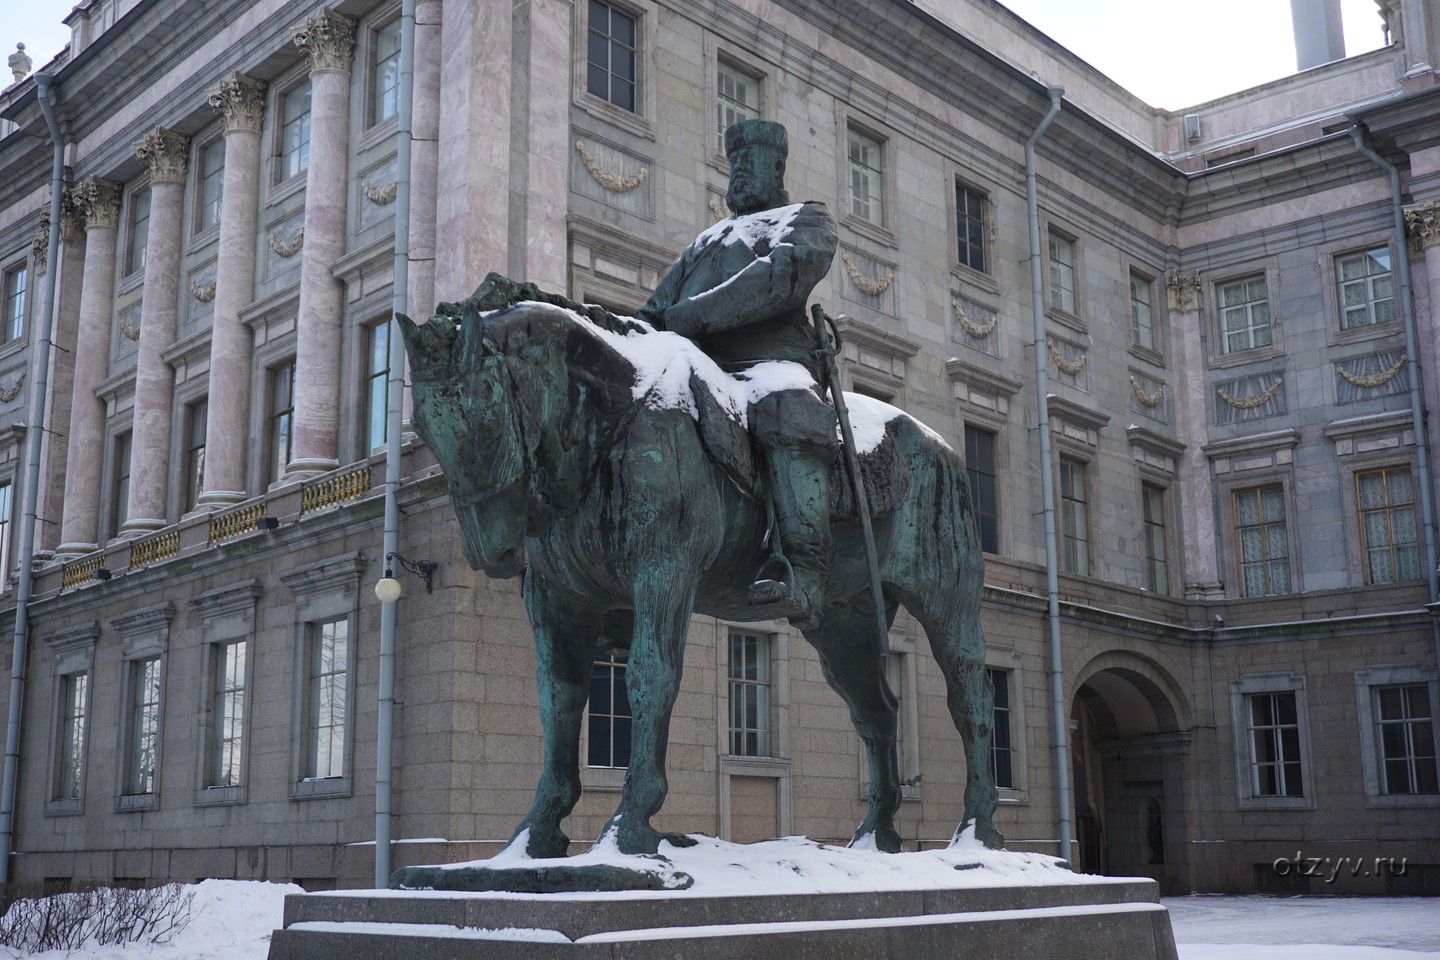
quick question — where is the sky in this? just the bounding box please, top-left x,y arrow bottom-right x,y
3,1 -> 1390,109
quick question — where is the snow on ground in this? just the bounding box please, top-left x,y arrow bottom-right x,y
1164,894 -> 1440,960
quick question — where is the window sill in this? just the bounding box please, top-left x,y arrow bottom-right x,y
1364,792 -> 1440,808
1237,795 -> 1314,810
1329,318 -> 1403,349
194,784 -> 245,806
116,792 -> 158,813
949,263 -> 999,296
44,798 -> 83,817
0,337 -> 27,364
1044,305 -> 1086,335
357,116 -> 400,153
841,214 -> 896,250
291,776 -> 351,800
1208,343 -> 1284,370
186,225 -> 221,257
265,173 -> 309,208
576,94 -> 653,142
1128,343 -> 1166,368
581,766 -> 627,792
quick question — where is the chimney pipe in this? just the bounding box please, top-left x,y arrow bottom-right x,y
1291,0 -> 1346,70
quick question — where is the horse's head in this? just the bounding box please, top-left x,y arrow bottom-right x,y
399,310 -> 532,579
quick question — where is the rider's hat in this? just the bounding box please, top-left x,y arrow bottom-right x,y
724,119 -> 788,158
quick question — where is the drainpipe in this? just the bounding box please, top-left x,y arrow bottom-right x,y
1025,85 -> 1072,866
1348,125 -> 1440,667
0,72 -> 66,884
375,0 -> 416,889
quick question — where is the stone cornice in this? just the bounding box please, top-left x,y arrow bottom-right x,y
189,579 -> 263,620
73,176 -> 122,230
280,551 -> 366,598
293,8 -> 356,74
207,72 -> 268,133
133,127 -> 190,183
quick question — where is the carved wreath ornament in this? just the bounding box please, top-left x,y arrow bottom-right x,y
189,277 -> 216,302
1217,378 -> 1282,409
362,178 -> 398,205
1129,376 -> 1164,407
120,316 -> 142,342
269,226 -> 304,257
575,141 -> 648,192
841,252 -> 893,295
1338,355 -> 1407,389
708,197 -> 726,222
0,373 -> 25,403
953,300 -> 996,338
1045,339 -> 1086,375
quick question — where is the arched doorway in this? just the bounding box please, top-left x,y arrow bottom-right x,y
1070,661 -> 1191,894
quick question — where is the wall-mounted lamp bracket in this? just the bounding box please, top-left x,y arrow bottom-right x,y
384,551 -> 435,593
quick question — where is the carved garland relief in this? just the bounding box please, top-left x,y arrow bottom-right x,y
1045,338 -> 1085,375
1217,378 -> 1282,409
952,300 -> 996,338
840,252 -> 892,295
1338,355 -> 1406,388
575,141 -> 648,192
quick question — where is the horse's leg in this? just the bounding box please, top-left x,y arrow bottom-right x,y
502,574 -> 599,859
599,581 -> 698,856
805,601 -> 903,853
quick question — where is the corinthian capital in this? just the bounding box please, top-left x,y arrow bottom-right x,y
1166,272 -> 1201,312
30,210 -> 49,273
293,8 -> 357,73
134,127 -> 190,183
59,192 -> 87,242
208,72 -> 268,132
1404,199 -> 1440,257
73,176 -> 123,230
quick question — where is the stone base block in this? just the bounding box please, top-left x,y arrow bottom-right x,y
267,879 -> 1178,960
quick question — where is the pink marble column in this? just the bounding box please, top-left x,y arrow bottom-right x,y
1166,272 -> 1223,601
525,0 -> 570,294
197,73 -> 268,511
55,177 -> 121,558
36,196 -> 87,556
286,8 -> 355,480
121,127 -> 189,537
407,0 -> 441,323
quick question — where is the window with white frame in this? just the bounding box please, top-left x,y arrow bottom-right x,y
588,650 -> 631,767
1373,684 -> 1438,795
964,425 -> 998,554
955,182 -> 987,273
1130,270 -> 1155,351
586,1 -> 637,112
371,17 -> 402,126
1234,484 -> 1290,597
122,657 -> 162,796
1246,690 -> 1304,798
268,359 -> 295,483
988,667 -> 1014,790
54,672 -> 89,801
276,81 -> 312,183
1047,231 -> 1076,314
1059,457 -> 1089,576
363,322 -> 389,451
304,619 -> 349,780
1218,274 -> 1271,353
1357,466 -> 1420,584
1142,483 -> 1169,594
1337,247 -> 1394,330
208,641 -> 247,788
124,189 -> 150,276
716,60 -> 758,155
2,263 -> 26,344
194,138 -> 225,233
184,399 -> 207,513
847,128 -> 883,224
728,632 -> 771,757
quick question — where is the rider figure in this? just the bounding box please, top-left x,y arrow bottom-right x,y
636,120 -> 838,629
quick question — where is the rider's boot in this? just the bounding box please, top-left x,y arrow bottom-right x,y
747,441 -> 833,630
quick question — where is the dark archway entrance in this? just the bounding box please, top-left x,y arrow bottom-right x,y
1071,666 -> 1190,894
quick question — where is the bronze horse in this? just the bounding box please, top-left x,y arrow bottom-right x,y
399,277 -> 1001,861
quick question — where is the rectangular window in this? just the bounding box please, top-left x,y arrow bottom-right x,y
716,61 -> 758,155
1060,457 -> 1089,576
0,481 -> 12,580
277,82 -> 312,183
109,432 -> 132,540
1142,483 -> 1169,594
964,425 -> 998,554
1337,247 -> 1395,329
125,189 -> 150,276
268,360 -> 295,483
184,399 -> 207,512
123,657 -> 162,796
306,620 -> 349,780
209,641 -> 246,788
728,632 -> 771,757
1247,691 -> 1303,797
371,18 -> 402,125
956,183 -> 987,273
1357,467 -> 1419,584
364,323 -> 389,451
1374,684 -> 1438,795
1235,485 -> 1290,597
1047,231 -> 1076,313
1130,270 -> 1155,350
1218,275 -> 1271,353
989,668 -> 1013,789
55,673 -> 89,801
195,139 -> 225,233
587,0 -> 637,112
588,650 -> 631,767
2,264 -> 26,344
847,129 -> 883,224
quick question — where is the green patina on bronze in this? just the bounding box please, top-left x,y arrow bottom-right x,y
392,120 -> 999,892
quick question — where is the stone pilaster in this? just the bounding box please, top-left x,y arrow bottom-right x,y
121,128 -> 189,537
56,176 -> 122,558
1165,272 -> 1222,601
38,193 -> 89,555
1405,199 -> 1440,523
286,8 -> 355,479
197,73 -> 268,510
